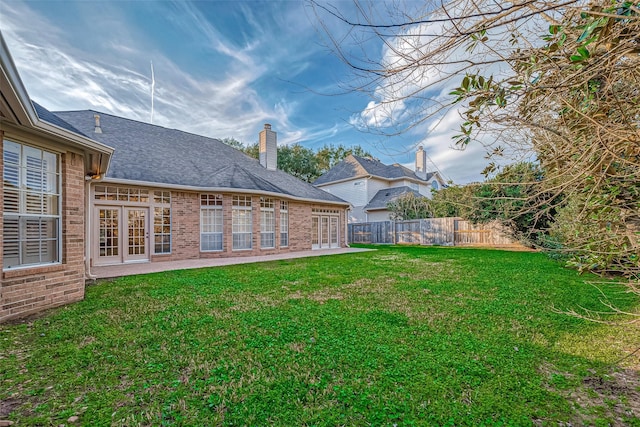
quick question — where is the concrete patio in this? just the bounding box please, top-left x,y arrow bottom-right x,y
90,247 -> 374,279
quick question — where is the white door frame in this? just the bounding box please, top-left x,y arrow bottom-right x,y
312,214 -> 340,250
94,205 -> 149,265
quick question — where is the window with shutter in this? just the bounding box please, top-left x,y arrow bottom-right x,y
2,140 -> 60,268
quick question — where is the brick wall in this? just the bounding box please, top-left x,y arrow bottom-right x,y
149,192 -> 345,262
1,150 -> 86,322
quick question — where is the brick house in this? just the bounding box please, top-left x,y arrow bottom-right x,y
0,37 -> 114,322
313,150 -> 446,222
1,36 -> 348,322
54,112 -> 349,268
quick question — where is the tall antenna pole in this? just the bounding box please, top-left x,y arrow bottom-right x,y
150,60 -> 155,123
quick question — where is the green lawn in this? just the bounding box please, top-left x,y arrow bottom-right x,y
1,245 -> 639,426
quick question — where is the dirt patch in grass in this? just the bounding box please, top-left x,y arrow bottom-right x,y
574,369 -> 640,426
541,363 -> 640,426
0,398 -> 21,418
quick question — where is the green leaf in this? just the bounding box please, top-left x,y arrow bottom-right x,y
577,17 -> 607,43
577,46 -> 590,58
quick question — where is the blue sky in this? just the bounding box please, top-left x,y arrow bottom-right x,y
0,0 -> 491,183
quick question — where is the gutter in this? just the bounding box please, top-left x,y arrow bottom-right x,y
98,177 -> 351,207
316,173 -> 431,188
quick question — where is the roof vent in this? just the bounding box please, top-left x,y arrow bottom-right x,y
94,114 -> 102,134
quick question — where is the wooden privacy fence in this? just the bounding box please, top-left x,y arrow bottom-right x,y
348,218 -> 519,247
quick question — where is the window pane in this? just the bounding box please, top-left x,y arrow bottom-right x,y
201,234 -> 223,251
201,205 -> 223,251
3,189 -> 19,213
45,172 -> 58,194
232,196 -> 252,250
25,192 -> 42,214
3,141 -> 20,166
3,217 -> 20,267
43,195 -> 59,215
3,163 -> 19,188
233,233 -> 251,250
280,206 -> 288,247
261,233 -> 274,248
2,141 -> 60,268
153,204 -> 171,254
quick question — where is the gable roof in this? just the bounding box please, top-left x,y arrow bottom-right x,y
1,33 -> 112,175
364,186 -> 423,211
32,102 -> 88,136
54,110 -> 347,205
313,154 -> 435,185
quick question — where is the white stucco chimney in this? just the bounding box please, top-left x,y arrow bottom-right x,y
415,145 -> 427,178
259,123 -> 277,170
94,114 -> 102,134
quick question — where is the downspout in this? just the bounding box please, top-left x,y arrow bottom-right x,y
344,207 -> 350,248
84,178 -> 96,280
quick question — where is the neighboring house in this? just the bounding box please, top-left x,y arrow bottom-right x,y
313,147 -> 447,222
0,36 -> 113,322
1,35 -> 348,322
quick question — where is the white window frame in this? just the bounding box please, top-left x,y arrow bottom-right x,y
260,197 -> 275,249
153,191 -> 171,254
280,200 -> 289,247
200,194 -> 223,252
2,140 -> 61,269
232,195 -> 252,250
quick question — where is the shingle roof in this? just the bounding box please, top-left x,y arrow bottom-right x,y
32,102 -> 87,136
313,154 -> 434,185
364,186 -> 423,211
53,110 -> 347,204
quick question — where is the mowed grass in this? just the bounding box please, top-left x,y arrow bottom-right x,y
1,246 -> 639,426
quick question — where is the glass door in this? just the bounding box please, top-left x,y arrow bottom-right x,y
330,216 -> 339,248
312,216 -> 319,249
124,208 -> 148,262
96,207 -> 120,265
321,216 -> 330,248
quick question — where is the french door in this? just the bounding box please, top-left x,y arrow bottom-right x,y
125,208 -> 148,262
311,215 -> 340,249
95,206 -> 149,265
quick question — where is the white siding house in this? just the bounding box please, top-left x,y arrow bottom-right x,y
314,148 -> 447,223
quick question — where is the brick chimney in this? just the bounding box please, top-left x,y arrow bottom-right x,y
259,123 -> 277,170
415,145 -> 427,179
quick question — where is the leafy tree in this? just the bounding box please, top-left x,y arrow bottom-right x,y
469,163 -> 560,247
221,138 -> 373,183
428,183 -> 477,219
316,144 -> 373,175
277,144 -> 320,182
387,193 -> 433,220
313,1 -> 640,282
220,137 -> 246,151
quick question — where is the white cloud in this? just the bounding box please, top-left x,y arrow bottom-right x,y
339,0 -> 549,183
0,0 -> 334,148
